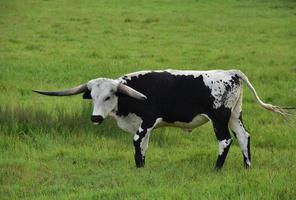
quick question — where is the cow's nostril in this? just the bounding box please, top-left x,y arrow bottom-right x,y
91,115 -> 104,124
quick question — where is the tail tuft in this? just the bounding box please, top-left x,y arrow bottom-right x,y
262,104 -> 295,118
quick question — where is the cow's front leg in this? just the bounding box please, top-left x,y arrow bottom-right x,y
133,126 -> 151,168
211,109 -> 232,170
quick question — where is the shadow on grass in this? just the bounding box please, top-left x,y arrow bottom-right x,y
0,104 -> 124,139
0,104 -> 211,148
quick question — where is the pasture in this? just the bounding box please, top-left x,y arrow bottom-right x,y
1,0 -> 296,199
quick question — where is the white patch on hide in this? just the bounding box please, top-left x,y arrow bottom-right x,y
110,112 -> 143,134
218,139 -> 232,155
133,134 -> 140,141
202,71 -> 240,109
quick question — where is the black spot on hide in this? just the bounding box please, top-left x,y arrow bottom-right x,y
116,71 -> 216,123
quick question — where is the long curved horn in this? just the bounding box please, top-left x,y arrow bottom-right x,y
117,83 -> 147,100
33,84 -> 87,96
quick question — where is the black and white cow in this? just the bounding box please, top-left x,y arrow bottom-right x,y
34,69 -> 289,169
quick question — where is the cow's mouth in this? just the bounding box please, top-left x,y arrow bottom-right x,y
91,115 -> 104,125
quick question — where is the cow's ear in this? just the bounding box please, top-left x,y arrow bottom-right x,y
82,89 -> 92,99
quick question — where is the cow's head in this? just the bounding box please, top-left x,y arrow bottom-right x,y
33,78 -> 147,125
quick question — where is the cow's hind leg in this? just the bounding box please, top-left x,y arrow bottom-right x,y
229,114 -> 251,168
228,90 -> 251,168
211,109 -> 232,170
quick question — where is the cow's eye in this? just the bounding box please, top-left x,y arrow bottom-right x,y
104,96 -> 111,101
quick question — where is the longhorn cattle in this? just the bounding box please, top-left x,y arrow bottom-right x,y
33,69 -> 290,169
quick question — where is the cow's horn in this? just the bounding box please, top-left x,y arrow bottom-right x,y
117,83 -> 147,100
33,84 -> 87,96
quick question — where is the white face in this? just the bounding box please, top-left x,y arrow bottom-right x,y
87,78 -> 118,120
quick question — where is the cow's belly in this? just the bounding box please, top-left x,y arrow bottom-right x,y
156,114 -> 210,129
110,113 -> 209,134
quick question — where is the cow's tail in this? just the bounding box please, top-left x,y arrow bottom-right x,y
235,70 -> 295,119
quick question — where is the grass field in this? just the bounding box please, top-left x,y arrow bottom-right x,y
1,0 -> 296,199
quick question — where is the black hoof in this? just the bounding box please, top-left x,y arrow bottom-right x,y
214,166 -> 222,171
243,163 -> 251,169
135,155 -> 145,168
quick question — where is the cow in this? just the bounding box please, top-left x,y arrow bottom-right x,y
33,69 -> 291,169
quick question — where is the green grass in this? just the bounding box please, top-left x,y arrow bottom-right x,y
1,0 -> 296,199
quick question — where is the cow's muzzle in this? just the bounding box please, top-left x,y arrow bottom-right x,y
91,115 -> 104,125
